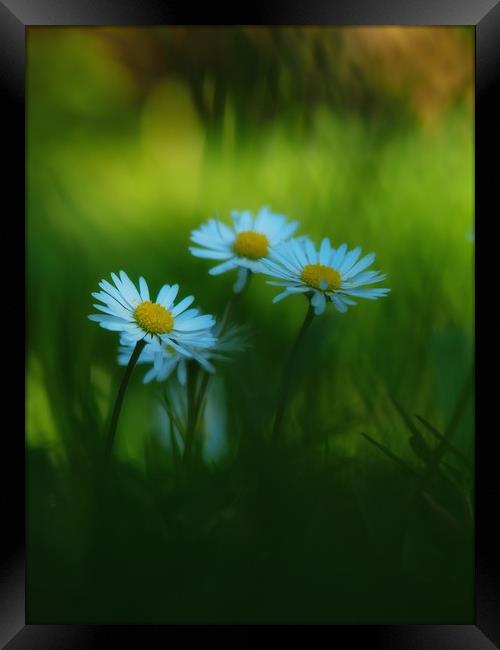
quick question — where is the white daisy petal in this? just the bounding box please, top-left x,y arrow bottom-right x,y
236,259 -> 262,273
253,205 -> 271,231
272,287 -> 306,304
267,280 -> 298,287
330,244 -> 348,269
338,295 -> 357,306
267,248 -> 300,273
202,354 -> 218,372
117,271 -> 141,306
143,367 -> 157,384
110,272 -> 125,294
305,238 -> 318,264
189,247 -> 233,260
98,280 -> 133,309
138,277 -> 150,302
190,233 -> 231,252
160,336 -> 190,356
311,290 -> 326,309
269,220 -> 299,243
92,303 -> 134,321
215,221 -> 236,243
290,238 -> 308,266
233,267 -> 248,293
174,308 -> 200,323
311,291 -> 326,315
342,252 -> 376,280
174,314 -> 215,331
192,352 -> 215,373
89,315 -> 131,331
171,295 -> 195,317
331,294 -> 348,313
233,210 -> 253,232
122,325 -> 144,338
343,287 -> 391,299
262,265 -> 295,281
347,271 -> 386,287
88,313 -> 126,324
153,351 -> 164,373
176,337 -> 217,351
209,259 -> 238,276
287,286 -> 309,294
156,284 -> 171,305
159,284 -> 179,309
339,247 -> 362,275
92,293 -> 133,319
319,238 -> 331,265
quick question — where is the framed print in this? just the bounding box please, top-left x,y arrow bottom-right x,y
1,0 -> 499,646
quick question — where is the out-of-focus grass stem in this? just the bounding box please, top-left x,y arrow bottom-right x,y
188,269 -> 253,452
183,360 -> 199,463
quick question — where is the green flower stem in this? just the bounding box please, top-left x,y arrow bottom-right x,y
105,338 -> 146,463
184,271 -> 253,460
272,301 -> 315,442
183,360 -> 199,463
193,371 -> 210,430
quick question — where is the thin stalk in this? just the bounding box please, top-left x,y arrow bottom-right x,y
272,302 -> 315,442
186,270 -> 252,451
183,360 -> 199,463
194,371 -> 210,430
396,366 -> 474,575
104,338 -> 146,463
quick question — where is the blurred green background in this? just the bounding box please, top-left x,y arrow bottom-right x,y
27,27 -> 474,624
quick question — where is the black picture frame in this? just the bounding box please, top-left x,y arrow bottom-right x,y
3,0 -> 498,645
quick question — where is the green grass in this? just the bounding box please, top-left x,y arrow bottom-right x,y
27,39 -> 474,622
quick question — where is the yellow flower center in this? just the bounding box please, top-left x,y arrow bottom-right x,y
134,301 -> 174,334
301,264 -> 341,291
233,231 -> 269,260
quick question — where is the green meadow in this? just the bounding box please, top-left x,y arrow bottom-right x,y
27,28 -> 474,623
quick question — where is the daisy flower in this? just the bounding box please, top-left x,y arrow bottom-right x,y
117,321 -> 249,385
89,271 -> 216,357
189,206 -> 299,292
260,237 -> 390,315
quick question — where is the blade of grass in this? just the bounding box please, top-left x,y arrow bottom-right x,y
415,414 -> 472,473
360,432 -> 421,479
421,491 -> 461,532
159,392 -> 184,439
420,365 -> 474,485
408,434 -> 432,463
157,392 -> 183,472
391,397 -> 431,461
443,364 -> 474,442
